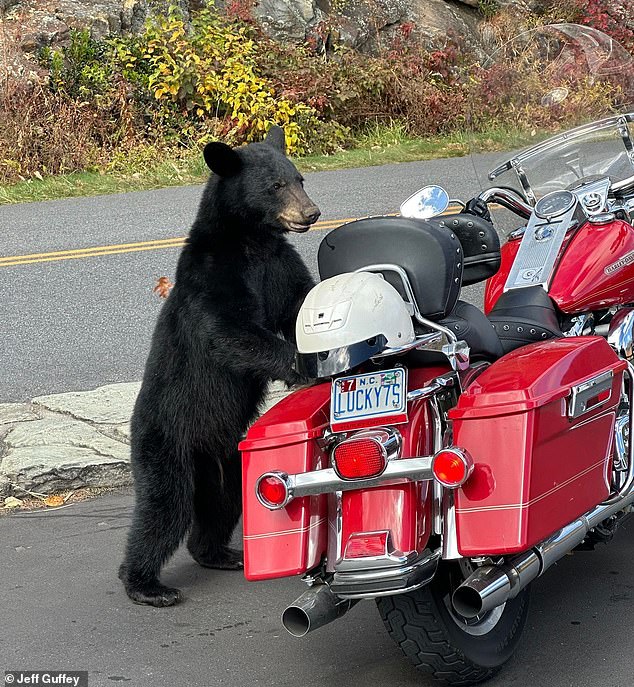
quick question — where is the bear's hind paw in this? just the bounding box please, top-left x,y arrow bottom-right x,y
190,546 -> 244,571
125,582 -> 183,607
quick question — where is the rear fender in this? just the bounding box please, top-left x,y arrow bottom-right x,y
334,366 -> 447,570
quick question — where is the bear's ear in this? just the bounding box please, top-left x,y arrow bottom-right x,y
264,126 -> 286,155
203,142 -> 242,177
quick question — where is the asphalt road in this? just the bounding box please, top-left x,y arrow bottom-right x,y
1,490 -> 633,687
0,154 -> 510,402
1,158 -> 634,686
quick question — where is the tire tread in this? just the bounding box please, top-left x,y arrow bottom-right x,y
377,592 -> 500,686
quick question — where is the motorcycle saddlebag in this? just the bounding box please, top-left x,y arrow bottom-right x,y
449,337 -> 626,556
239,383 -> 330,581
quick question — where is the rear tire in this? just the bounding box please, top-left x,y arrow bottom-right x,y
376,562 -> 530,686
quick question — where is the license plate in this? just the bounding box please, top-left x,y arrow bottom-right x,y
330,368 -> 408,432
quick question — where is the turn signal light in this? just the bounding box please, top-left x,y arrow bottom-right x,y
256,472 -> 290,509
432,448 -> 474,488
333,435 -> 387,480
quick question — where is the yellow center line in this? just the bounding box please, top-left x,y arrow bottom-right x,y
0,217 -> 357,268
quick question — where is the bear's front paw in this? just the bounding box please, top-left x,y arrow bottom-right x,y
283,368 -> 309,388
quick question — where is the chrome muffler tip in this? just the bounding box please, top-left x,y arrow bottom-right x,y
452,567 -> 513,619
282,605 -> 312,638
452,551 -> 541,619
282,585 -> 357,637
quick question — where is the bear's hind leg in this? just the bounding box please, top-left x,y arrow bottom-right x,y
120,457 -> 194,606
187,450 -> 243,570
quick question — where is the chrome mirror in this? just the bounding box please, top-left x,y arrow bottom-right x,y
400,185 -> 450,219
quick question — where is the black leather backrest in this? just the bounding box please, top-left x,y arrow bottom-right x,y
318,216 -> 463,321
436,215 -> 501,286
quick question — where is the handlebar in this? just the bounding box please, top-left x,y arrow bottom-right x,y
612,174 -> 634,195
476,187 -> 534,220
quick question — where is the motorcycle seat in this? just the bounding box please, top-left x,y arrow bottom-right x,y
440,301 -> 504,360
408,288 -> 562,365
405,300 -> 505,365
487,286 -> 562,354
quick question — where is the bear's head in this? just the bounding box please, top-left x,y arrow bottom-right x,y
202,127 -> 321,234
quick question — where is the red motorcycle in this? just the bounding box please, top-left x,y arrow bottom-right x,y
240,25 -> 634,684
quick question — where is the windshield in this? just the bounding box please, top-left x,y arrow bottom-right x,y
469,23 -> 634,202
489,113 -> 634,200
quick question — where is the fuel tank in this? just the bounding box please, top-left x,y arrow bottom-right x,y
485,220 -> 634,314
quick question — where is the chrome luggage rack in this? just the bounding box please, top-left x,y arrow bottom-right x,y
355,263 -> 470,371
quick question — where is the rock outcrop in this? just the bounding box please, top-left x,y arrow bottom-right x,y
0,0 -> 493,64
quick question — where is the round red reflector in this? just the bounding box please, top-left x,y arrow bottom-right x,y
432,449 -> 473,488
333,437 -> 387,480
257,474 -> 288,508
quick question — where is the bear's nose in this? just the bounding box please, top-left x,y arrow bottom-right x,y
304,207 -> 321,224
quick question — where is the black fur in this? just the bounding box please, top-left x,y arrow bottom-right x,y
119,127 -> 319,606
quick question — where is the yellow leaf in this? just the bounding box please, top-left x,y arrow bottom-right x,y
44,495 -> 64,507
4,496 -> 23,509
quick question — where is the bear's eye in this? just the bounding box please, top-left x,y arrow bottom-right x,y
273,181 -> 286,191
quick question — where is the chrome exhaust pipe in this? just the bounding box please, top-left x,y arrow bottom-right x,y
453,490 -> 634,619
282,585 -> 358,637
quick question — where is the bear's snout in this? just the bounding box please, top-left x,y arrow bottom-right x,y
303,206 -> 321,225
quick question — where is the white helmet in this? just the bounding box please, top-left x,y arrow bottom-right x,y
295,272 -> 415,378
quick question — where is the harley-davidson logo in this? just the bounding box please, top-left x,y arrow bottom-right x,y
604,250 -> 634,275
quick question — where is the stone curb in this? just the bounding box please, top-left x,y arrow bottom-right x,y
0,381 -> 292,497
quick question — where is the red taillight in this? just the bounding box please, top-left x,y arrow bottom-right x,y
432,448 -> 473,488
256,472 -> 290,509
333,437 -> 387,480
344,531 -> 390,559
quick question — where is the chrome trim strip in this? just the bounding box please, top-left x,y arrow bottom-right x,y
326,491 -> 343,573
429,396 -> 444,535
441,491 -> 461,560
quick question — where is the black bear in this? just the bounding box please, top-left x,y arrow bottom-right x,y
119,126 -> 319,606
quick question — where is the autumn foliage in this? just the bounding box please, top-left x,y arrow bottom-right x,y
0,0 -> 632,184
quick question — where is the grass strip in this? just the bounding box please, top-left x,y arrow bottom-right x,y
0,126 -> 539,206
